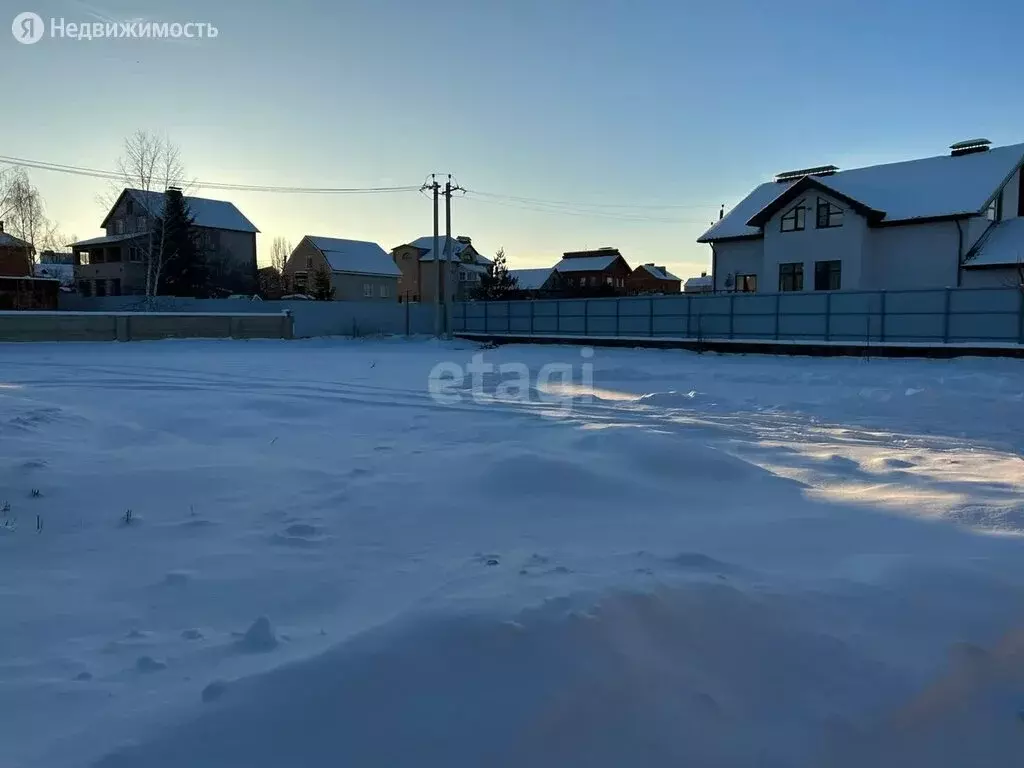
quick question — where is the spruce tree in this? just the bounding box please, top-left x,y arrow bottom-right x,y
160,190 -> 207,297
311,265 -> 335,300
474,248 -> 518,300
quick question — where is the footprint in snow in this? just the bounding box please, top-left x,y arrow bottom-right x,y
136,656 -> 167,673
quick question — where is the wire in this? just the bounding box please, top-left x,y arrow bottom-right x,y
465,188 -> 719,211
0,155 -> 421,195
460,191 -> 712,225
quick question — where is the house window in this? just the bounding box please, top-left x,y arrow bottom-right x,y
293,272 -> 307,291
605,276 -> 613,285
736,273 -> 757,293
110,278 -> 122,296
114,220 -> 124,235
306,256 -> 313,270
779,262 -> 804,291
363,283 -> 373,298
986,191 -> 1003,222
129,247 -> 143,262
78,280 -> 92,297
780,201 -> 807,232
126,200 -> 134,215
814,260 -> 841,291
816,198 -> 844,228
94,279 -> 107,297
136,216 -> 146,232
379,284 -> 389,298
589,275 -> 598,287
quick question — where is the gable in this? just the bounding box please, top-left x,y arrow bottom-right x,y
100,188 -> 259,234
700,142 -> 1024,242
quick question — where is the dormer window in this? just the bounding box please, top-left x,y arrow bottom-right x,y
780,201 -> 806,232
816,198 -> 844,228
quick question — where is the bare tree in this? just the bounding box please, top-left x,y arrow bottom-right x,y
110,131 -> 187,297
270,236 -> 292,274
1,167 -> 58,271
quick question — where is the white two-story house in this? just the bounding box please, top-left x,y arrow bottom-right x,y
698,139 -> 1024,293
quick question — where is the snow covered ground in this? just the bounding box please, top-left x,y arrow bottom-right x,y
1,338 -> 1022,767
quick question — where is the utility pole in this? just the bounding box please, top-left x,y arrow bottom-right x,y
421,175 -> 442,337
442,175 -> 464,340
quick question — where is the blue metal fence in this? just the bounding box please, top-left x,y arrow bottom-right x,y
454,287 -> 1024,346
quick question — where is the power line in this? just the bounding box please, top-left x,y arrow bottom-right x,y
465,188 -> 720,211
460,191 -> 711,225
0,155 -> 421,195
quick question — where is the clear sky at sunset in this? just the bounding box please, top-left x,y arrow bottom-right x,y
3,0 -> 1024,277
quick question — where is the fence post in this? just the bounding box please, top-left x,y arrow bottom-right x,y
615,298 -> 620,337
530,300 -> 535,335
648,297 -> 654,336
584,299 -> 589,336
943,287 -> 952,344
1018,288 -> 1024,345
879,291 -> 887,342
729,294 -> 735,339
774,293 -> 781,340
824,292 -> 832,342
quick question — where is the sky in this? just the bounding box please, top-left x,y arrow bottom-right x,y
2,0 -> 1024,277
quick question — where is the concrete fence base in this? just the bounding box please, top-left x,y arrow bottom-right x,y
0,311 -> 294,342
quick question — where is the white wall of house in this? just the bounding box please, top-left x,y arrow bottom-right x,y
862,221 -> 960,289
961,267 -> 1022,288
762,193 -> 868,292
712,238 -> 762,292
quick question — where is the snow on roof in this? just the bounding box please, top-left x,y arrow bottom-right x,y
69,233 -> 145,248
699,142 -> 1024,242
306,236 -> 401,277
554,254 -> 618,272
966,217 -> 1024,267
0,231 -> 32,249
509,267 -> 554,290
684,275 -> 713,288
124,189 -> 259,234
639,264 -> 680,281
403,236 -> 470,262
33,263 -> 74,285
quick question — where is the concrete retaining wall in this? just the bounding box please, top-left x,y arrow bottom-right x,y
57,296 -> 437,338
0,311 -> 293,342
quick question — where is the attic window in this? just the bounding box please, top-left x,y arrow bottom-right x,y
816,198 -> 844,228
780,200 -> 806,232
986,192 -> 1003,222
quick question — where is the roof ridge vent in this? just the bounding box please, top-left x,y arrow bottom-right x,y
773,164 -> 839,183
950,138 -> 991,156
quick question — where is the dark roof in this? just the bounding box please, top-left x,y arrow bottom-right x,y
0,231 -> 32,249
745,176 -> 885,228
100,188 -> 259,233
562,247 -> 622,259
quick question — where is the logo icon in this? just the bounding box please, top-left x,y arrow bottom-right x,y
12,11 -> 44,44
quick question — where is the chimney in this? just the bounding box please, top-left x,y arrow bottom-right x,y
644,262 -> 654,266
456,235 -> 471,244
166,186 -> 183,199
718,205 -> 724,221
949,138 -> 991,157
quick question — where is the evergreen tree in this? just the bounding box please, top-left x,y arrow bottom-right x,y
159,189 -> 207,297
311,264 -> 335,300
473,248 -> 518,300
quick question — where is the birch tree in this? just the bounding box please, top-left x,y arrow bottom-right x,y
0,167 -> 58,270
111,131 -> 187,297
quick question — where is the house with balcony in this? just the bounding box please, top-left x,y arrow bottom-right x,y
71,188 -> 259,297
553,248 -> 632,296
698,139 -> 1024,293
283,236 -> 400,300
391,235 -> 492,302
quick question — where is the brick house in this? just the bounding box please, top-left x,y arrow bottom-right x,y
71,188 -> 259,297
391,235 -> 492,302
283,236 -> 400,301
0,222 -> 33,277
628,263 -> 681,294
554,248 -> 632,296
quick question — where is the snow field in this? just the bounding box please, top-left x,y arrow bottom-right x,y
0,338 -> 1022,767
